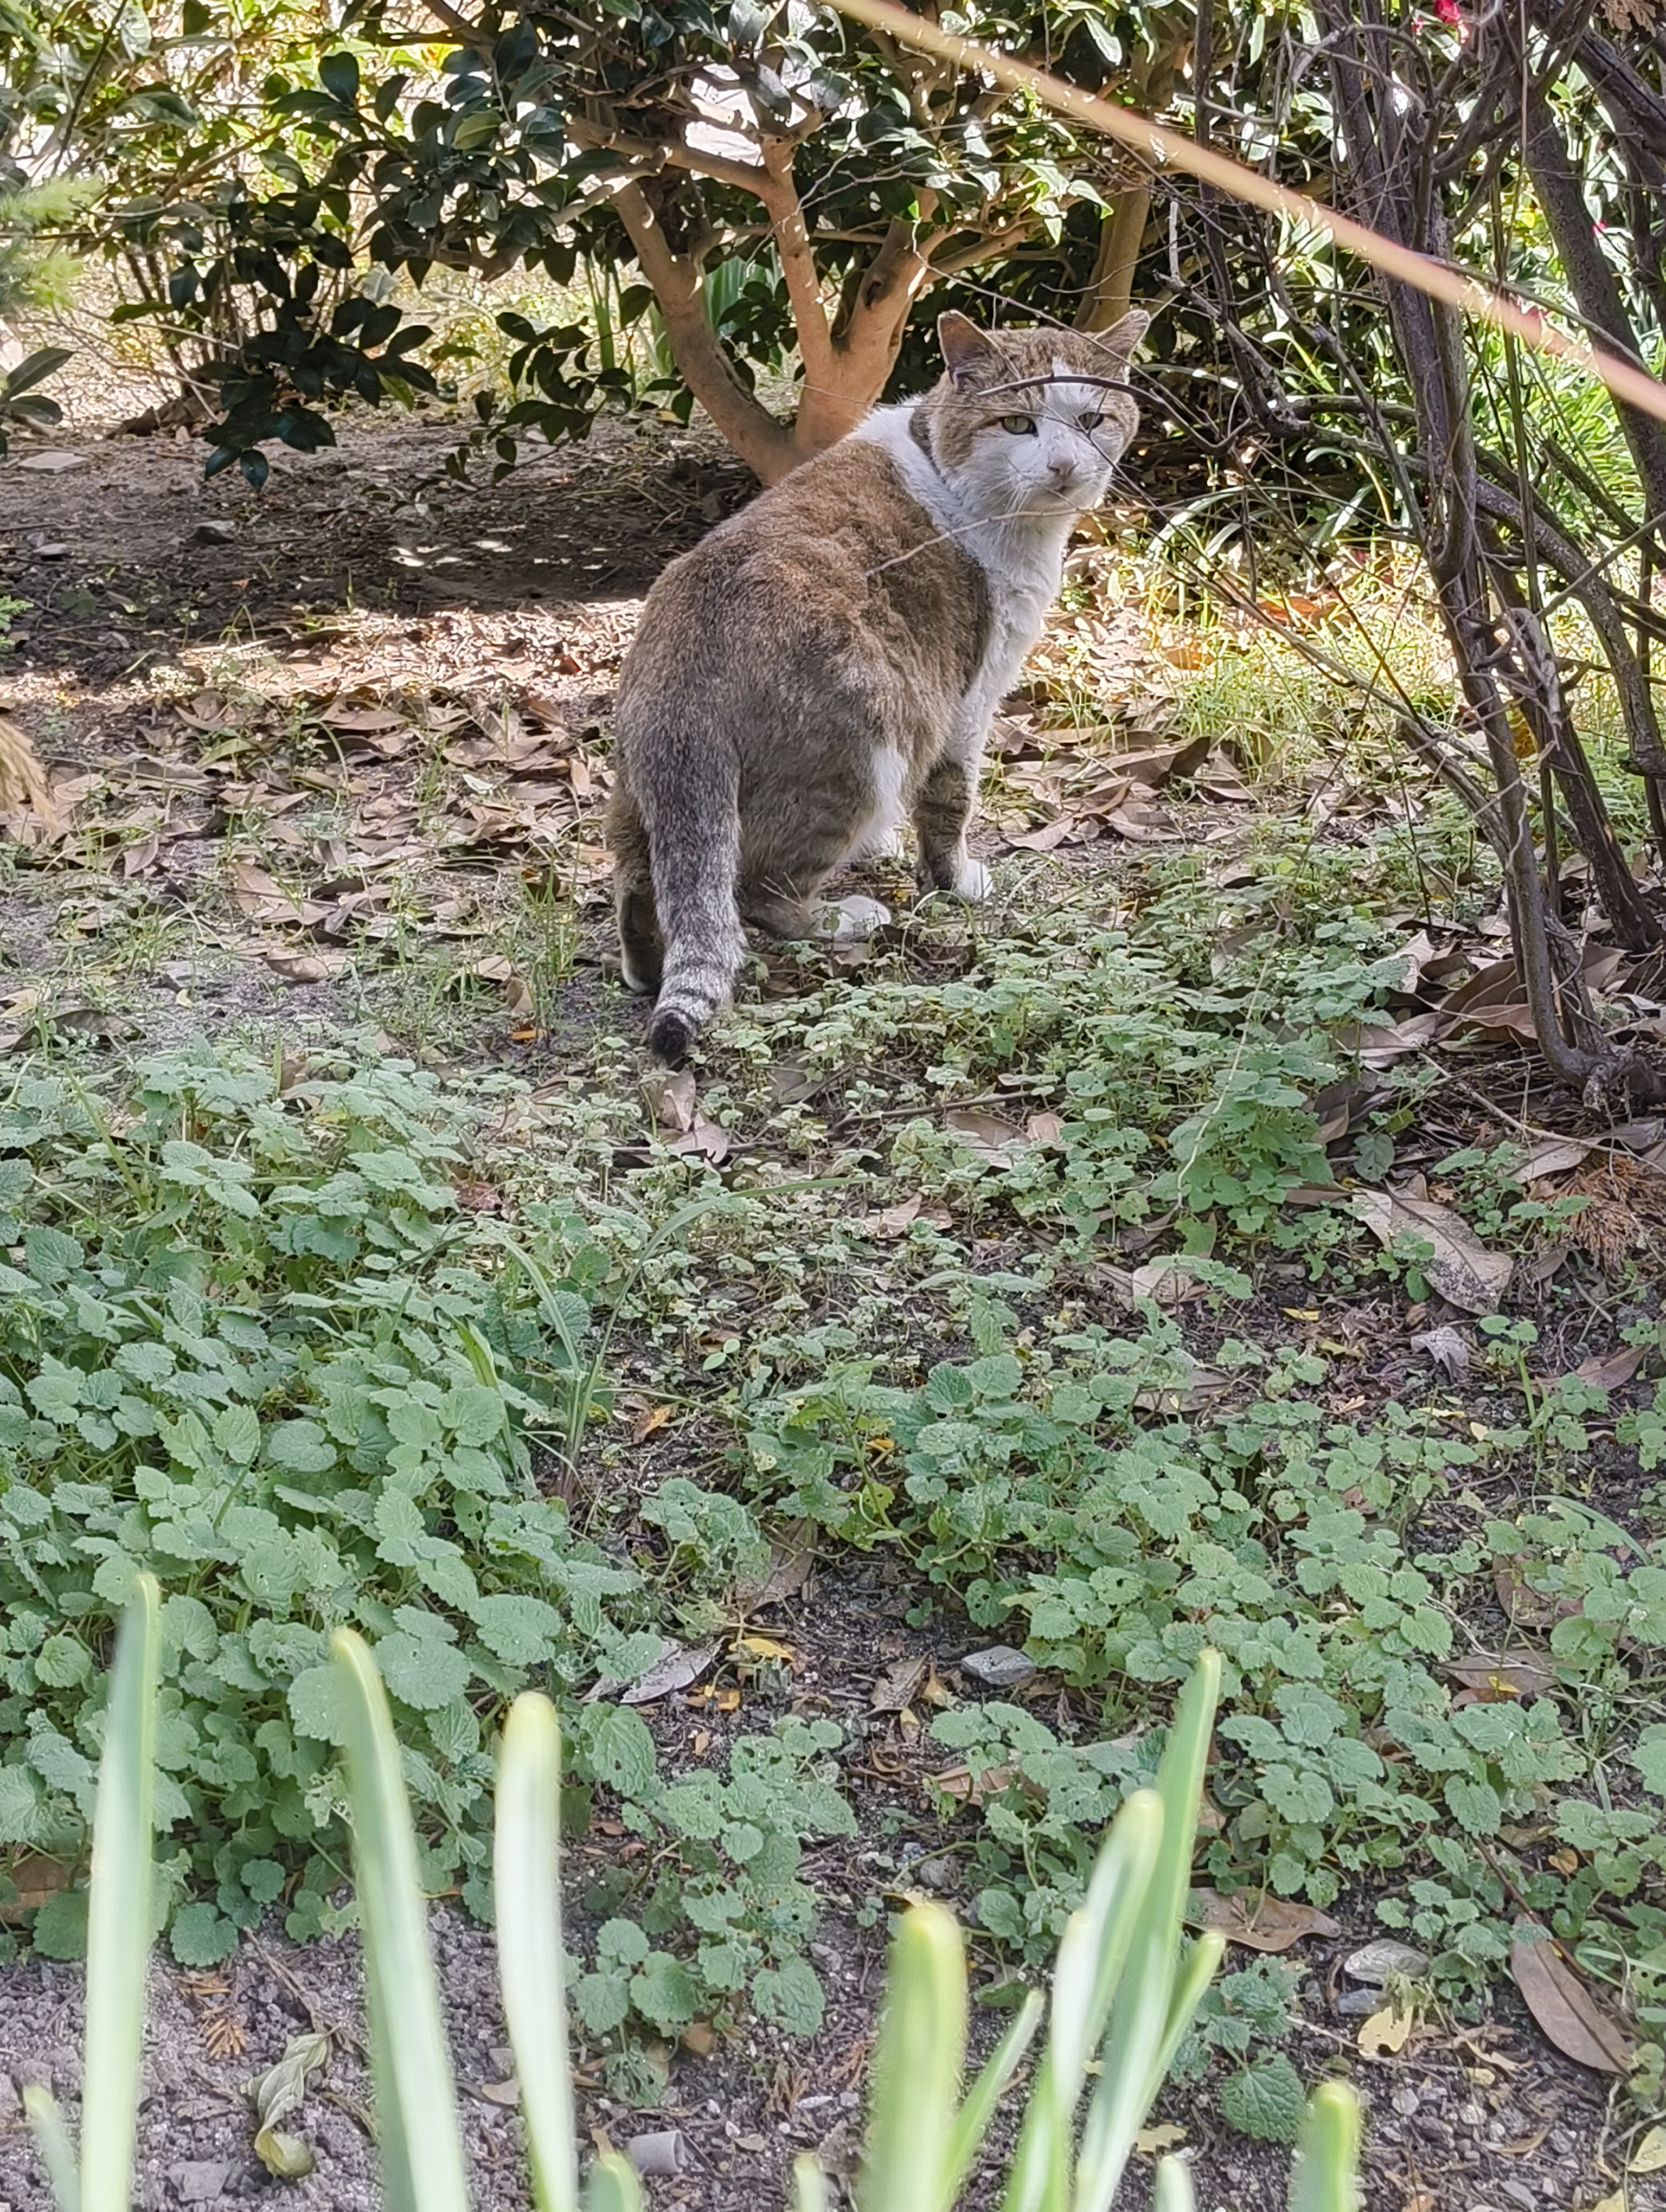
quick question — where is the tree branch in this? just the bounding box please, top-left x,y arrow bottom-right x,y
612,179 -> 793,483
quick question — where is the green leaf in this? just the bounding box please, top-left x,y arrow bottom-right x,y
471,1595 -> 562,1664
214,1405 -> 261,1468
572,1971 -> 630,2034
170,1902 -> 239,1966
753,1956 -> 826,2036
318,49 -> 360,101
1220,2054 -> 1306,2144
374,1632 -> 471,1713
287,1664 -> 345,1745
35,1636 -> 91,1688
31,1888 -> 88,1960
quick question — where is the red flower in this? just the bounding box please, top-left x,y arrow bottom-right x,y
1435,0 -> 1460,22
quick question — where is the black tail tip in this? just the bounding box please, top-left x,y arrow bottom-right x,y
647,1008 -> 696,1066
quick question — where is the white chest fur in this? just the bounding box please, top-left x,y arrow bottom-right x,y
856,403 -> 1074,762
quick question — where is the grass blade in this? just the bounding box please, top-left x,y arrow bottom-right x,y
23,2086 -> 81,2212
333,1629 -> 470,2212
1076,1654 -> 1222,2212
81,1574 -> 160,2212
1152,2154 -> 1196,2212
859,1900 -> 967,2212
941,1987 -> 1045,2203
792,2152 -> 830,2212
1001,1789 -> 1165,2212
1287,2081 -> 1362,2212
496,1693 -> 578,2212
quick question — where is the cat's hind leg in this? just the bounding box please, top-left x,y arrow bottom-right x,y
607,789 -> 664,994
913,755 -> 992,902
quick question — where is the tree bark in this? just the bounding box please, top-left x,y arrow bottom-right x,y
1076,182 -> 1152,332
612,181 -> 796,483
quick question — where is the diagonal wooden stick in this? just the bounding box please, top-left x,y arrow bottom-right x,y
821,0 -> 1666,429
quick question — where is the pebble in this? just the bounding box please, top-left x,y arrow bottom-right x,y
0,2074 -> 17,2124
1458,2100 -> 1486,2127
33,543 -> 68,560
16,451 -> 88,473
1498,2185 -> 1537,2212
958,1645 -> 1036,1692
1343,1937 -> 1429,1983
1391,2089 -> 1420,2116
193,519 -> 238,545
169,2162 -> 231,2203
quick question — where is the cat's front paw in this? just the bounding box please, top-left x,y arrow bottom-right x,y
952,855 -> 994,902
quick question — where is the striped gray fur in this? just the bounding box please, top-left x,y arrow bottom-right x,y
607,310 -> 1146,1064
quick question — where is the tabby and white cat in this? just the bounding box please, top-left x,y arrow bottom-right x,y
606,307 -> 1148,1064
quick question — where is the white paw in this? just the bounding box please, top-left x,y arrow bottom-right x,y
952,856 -> 994,903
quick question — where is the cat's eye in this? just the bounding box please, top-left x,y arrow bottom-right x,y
998,414 -> 1037,435
1079,411 -> 1106,430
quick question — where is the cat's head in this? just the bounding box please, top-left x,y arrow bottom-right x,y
921,310 -> 1148,522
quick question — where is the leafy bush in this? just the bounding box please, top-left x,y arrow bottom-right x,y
25,1590 -> 1364,2212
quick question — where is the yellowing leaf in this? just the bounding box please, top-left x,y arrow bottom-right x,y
1135,2124 -> 1187,2155
733,1634 -> 793,1664
1630,2126 -> 1666,2174
1359,2002 -> 1414,2056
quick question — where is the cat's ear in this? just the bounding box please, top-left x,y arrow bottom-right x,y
938,311 -> 997,389
1085,308 -> 1150,369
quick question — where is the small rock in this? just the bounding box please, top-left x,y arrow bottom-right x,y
169,2162 -> 232,2203
1457,2101 -> 1486,2127
958,1645 -> 1036,1692
627,2130 -> 689,2177
33,543 -> 68,560
1336,1988 -> 1383,2016
0,2072 -> 18,2123
1343,1938 -> 1429,1983
815,894 -> 890,944
1498,2185 -> 1537,2212
193,519 -> 238,545
1391,2089 -> 1420,2117
16,452 -> 88,474
913,1855 -> 957,1892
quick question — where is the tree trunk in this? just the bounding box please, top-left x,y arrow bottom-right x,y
1077,183 -> 1153,332
613,182 -> 796,484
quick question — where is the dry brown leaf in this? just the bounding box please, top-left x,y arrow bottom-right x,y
1568,1343 -> 1650,1393
0,1852 -> 71,1921
1005,816 -> 1084,852
1492,1554 -> 1582,1632
595,1641 -> 721,1707
1025,1111 -> 1065,1145
944,1107 -> 1025,1165
1442,1651 -> 1556,1701
263,949 -> 349,985
1515,1136 -> 1594,1185
643,1068 -> 698,1133
871,1656 -> 930,1712
866,1195 -> 923,1238
1351,1188 -> 1513,1313
1509,1921 -> 1632,2072
1133,2124 -> 1187,2155
1187,1888 -> 1342,1952
631,1403 -> 672,1445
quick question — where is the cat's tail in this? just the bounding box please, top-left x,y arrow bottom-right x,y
638,742 -> 747,1066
